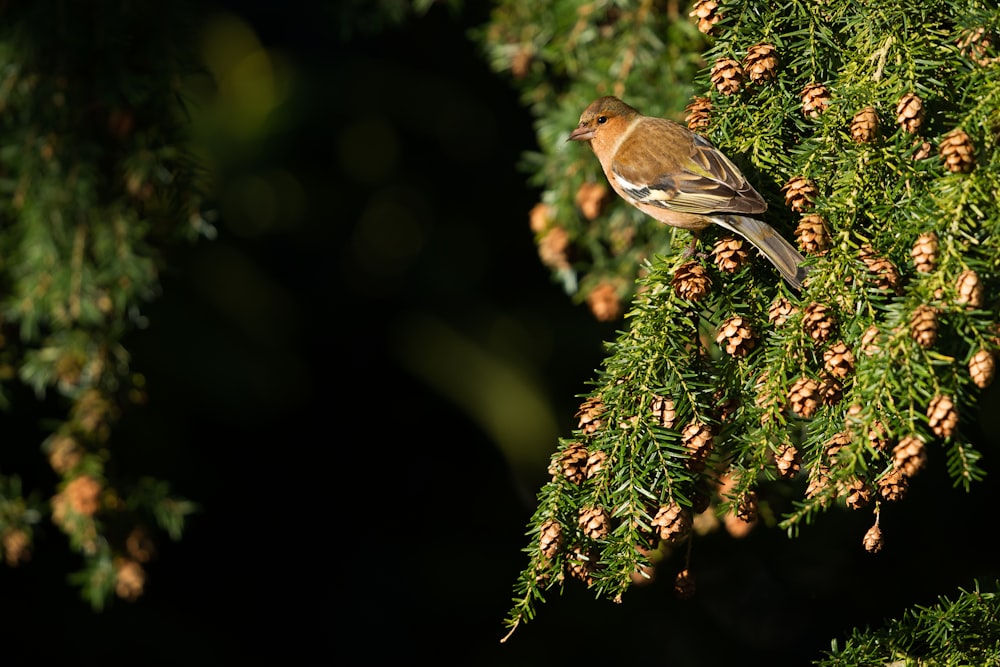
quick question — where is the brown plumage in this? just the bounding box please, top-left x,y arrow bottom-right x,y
569,96 -> 808,289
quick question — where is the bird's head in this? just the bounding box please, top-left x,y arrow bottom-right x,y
567,96 -> 638,143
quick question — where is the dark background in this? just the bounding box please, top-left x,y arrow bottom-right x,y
2,2 -> 998,665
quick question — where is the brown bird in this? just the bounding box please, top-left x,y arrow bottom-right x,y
568,96 -> 808,289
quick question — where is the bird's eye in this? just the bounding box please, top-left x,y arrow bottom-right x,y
596,116 -> 607,124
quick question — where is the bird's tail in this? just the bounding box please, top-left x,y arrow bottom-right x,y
713,214 -> 810,290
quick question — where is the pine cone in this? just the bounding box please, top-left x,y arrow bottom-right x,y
651,502 -> 692,542
774,444 -> 801,479
803,302 -> 837,343
587,281 -> 622,322
529,202 -> 554,234
850,106 -> 879,143
685,96 -> 712,132
744,43 -> 778,84
712,235 -> 750,273
823,341 -> 855,378
877,468 -> 908,501
862,523 -> 884,553
896,93 -> 924,134
788,376 -> 821,418
672,260 -> 712,301
892,435 -> 928,477
818,372 -> 844,406
710,58 -> 744,96
826,430 -> 851,459
805,464 -> 832,501
566,550 -> 595,584
768,296 -> 797,326
575,181 -> 611,220
795,214 -> 830,254
843,477 -> 873,510
689,0 -> 721,35
510,47 -> 533,80
859,244 -> 901,293
927,394 -> 958,438
577,397 -> 606,434
681,420 -> 715,471
860,324 -> 881,356
910,305 -> 938,348
735,490 -> 758,523
939,128 -> 976,173
585,450 -> 607,479
539,519 -> 563,558
578,506 -> 611,539
969,349 -> 996,389
800,83 -> 832,118
555,442 -> 590,484
955,269 -> 984,308
913,140 -> 934,160
911,232 -> 938,272
651,395 -> 677,429
958,26 -> 998,66
782,176 -> 818,212
717,316 -> 757,356
538,225 -> 571,271
674,568 -> 697,599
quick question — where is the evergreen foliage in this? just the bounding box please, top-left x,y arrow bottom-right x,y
0,2 -> 203,607
478,0 -> 1000,652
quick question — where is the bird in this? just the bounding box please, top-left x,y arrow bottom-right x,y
568,96 -> 809,290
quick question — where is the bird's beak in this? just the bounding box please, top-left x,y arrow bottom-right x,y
567,125 -> 595,142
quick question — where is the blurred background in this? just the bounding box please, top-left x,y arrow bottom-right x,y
1,1 -> 998,665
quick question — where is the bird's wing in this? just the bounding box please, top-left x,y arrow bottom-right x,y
611,121 -> 766,215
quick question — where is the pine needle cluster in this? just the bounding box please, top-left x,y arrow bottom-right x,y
479,0 -> 1000,643
0,2 -> 203,608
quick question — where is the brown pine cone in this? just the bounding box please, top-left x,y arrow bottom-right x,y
969,349 -> 996,389
939,128 -> 976,173
712,235 -> 750,273
768,296 -> 797,326
958,26 -> 998,66
825,430 -> 852,459
587,282 -> 622,322
860,324 -> 881,356
674,568 -> 697,599
803,302 -> 837,343
800,83 -> 832,118
862,522 -> 884,553
716,316 -> 757,356
843,477 -> 873,510
774,443 -> 801,479
685,96 -> 712,132
795,214 -> 831,255
910,305 -> 938,348
927,394 -> 958,438
672,260 -> 712,301
859,244 -> 901,293
851,106 -> 879,143
529,202 -> 554,234
782,176 -> 818,212
788,376 -> 821,418
805,464 -> 832,501
566,549 -> 595,584
818,373 -> 844,406
710,58 -> 744,96
744,43 -> 778,84
681,420 -> 715,471
823,341 -> 855,378
578,506 -> 611,539
911,232 -> 938,273
576,397 -> 605,434
651,395 -> 677,429
651,502 -> 692,542
896,93 -> 924,134
585,450 -> 607,479
554,443 -> 590,484
735,490 -> 758,522
689,0 -> 721,35
892,435 -> 928,477
539,519 -> 563,558
575,181 -> 610,220
955,269 -> 984,308
538,226 -> 571,271
877,468 -> 908,501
